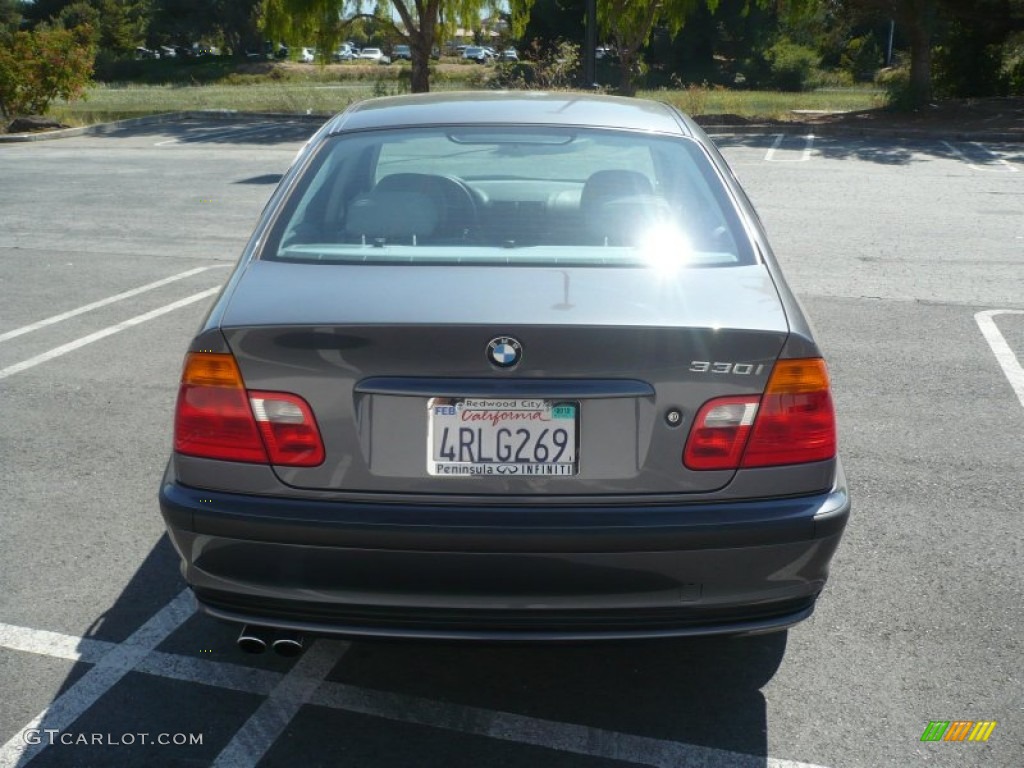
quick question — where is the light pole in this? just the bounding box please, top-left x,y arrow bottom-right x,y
584,0 -> 597,88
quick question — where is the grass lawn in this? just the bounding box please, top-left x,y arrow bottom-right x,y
47,61 -> 884,126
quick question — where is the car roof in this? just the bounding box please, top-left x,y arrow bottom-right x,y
325,92 -> 692,136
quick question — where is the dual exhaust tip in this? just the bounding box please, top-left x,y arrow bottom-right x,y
237,625 -> 304,657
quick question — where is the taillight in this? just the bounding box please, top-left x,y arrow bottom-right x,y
683,397 -> 759,470
249,391 -> 324,467
683,358 -> 836,471
173,352 -> 324,467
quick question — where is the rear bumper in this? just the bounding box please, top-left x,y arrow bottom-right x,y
158,469 -> 849,641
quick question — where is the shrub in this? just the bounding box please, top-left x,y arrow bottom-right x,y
1007,39 -> 1024,97
764,39 -> 819,92
492,41 -> 580,91
841,35 -> 883,82
0,26 -> 95,121
876,65 -> 915,111
933,22 -> 1007,98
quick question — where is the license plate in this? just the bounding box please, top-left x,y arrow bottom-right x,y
427,398 -> 578,476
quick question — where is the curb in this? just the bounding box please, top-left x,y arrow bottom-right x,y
0,110 -> 329,143
697,121 -> 1024,142
4,110 -> 1022,144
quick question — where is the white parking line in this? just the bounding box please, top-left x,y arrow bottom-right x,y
942,141 -> 1019,172
0,287 -> 219,381
311,680 -> 827,768
765,133 -> 815,162
0,590 -> 195,768
153,123 -> 279,147
0,620 -> 833,768
0,624 -> 113,664
976,310 -> 1024,410
212,641 -> 348,768
0,266 -> 227,344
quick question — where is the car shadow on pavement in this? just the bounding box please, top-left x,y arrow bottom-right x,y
311,632 -> 786,764
18,535 -> 786,767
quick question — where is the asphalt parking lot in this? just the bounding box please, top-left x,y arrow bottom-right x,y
1,116 -> 1022,768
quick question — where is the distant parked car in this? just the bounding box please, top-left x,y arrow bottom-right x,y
462,46 -> 493,64
333,44 -> 356,61
299,47 -> 316,64
358,48 -> 391,64
393,44 -> 411,60
500,47 -> 519,62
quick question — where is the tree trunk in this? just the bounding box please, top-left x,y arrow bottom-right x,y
617,50 -> 637,96
399,3 -> 436,94
410,33 -> 431,93
897,0 -> 936,107
907,20 -> 932,105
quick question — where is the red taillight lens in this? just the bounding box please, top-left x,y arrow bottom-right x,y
173,353 -> 324,467
683,358 -> 836,471
683,397 -> 759,470
174,353 -> 268,463
741,358 -> 836,468
249,391 -> 324,467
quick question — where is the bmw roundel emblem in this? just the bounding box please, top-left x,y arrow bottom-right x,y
487,336 -> 522,368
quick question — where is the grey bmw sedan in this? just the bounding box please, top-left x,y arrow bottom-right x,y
158,92 -> 850,651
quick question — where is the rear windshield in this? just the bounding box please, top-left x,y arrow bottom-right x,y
263,126 -> 756,268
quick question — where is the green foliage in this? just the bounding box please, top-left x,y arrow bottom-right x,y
933,21 -> 1008,98
841,34 -> 881,82
1,0 -> 23,34
597,0 -> 709,94
1006,34 -> 1024,97
763,38 -> 818,92
0,25 -> 95,120
492,39 -> 579,89
875,65 -> 916,110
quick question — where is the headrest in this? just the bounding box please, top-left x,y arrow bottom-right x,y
580,170 -> 654,210
345,190 -> 439,240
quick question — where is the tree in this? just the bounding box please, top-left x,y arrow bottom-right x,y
0,25 -> 94,121
21,0 -> 147,55
148,0 -> 263,55
597,0 -> 714,95
1,0 -> 25,35
261,0 -> 536,93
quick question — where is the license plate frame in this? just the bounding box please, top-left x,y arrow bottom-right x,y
427,397 -> 579,477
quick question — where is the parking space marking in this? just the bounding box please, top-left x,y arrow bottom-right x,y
976,310 -> 1024,410
0,590 -> 194,768
311,680 -> 828,768
212,641 -> 349,768
0,287 -> 219,381
0,619 -> 831,768
942,141 -> 1019,172
765,133 -> 815,162
153,123 -> 280,147
0,266 -> 227,344
0,624 -> 114,664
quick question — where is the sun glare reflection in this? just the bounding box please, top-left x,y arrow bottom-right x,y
637,222 -> 694,276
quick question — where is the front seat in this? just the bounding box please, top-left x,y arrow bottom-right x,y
374,173 -> 478,243
580,169 -> 672,246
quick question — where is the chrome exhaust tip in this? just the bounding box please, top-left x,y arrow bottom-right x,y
271,632 -> 305,657
237,625 -> 270,654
